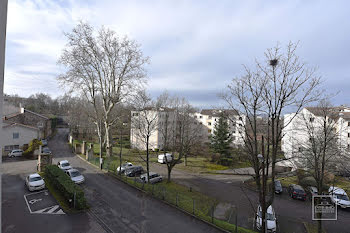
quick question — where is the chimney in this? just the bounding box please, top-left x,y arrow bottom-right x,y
20,106 -> 24,113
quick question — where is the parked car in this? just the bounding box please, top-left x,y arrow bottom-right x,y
117,162 -> 133,174
41,139 -> 48,146
65,169 -> 85,184
307,186 -> 318,197
288,184 -> 307,201
57,160 -> 72,171
274,180 -> 283,194
158,153 -> 173,164
329,186 -> 350,208
125,166 -> 144,177
255,204 -> 277,233
8,149 -> 23,157
140,172 -> 163,184
41,147 -> 52,155
25,173 -> 45,191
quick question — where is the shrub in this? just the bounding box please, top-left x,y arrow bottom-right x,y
299,176 -> 317,188
296,169 -> 308,182
23,139 -> 42,158
45,165 -> 87,210
219,157 -> 233,166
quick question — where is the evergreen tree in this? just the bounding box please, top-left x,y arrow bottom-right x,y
210,112 -> 233,160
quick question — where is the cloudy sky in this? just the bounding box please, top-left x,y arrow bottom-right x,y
4,0 -> 350,107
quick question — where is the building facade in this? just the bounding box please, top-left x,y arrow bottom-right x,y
130,108 -> 245,150
281,106 -> 350,169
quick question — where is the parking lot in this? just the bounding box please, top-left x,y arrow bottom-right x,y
24,190 -> 65,214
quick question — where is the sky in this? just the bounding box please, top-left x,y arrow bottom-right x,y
4,0 -> 350,108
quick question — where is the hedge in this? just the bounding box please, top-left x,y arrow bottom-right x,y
45,165 -> 87,210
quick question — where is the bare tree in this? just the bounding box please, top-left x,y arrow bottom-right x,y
131,90 -> 158,182
58,22 -> 149,158
157,95 -> 201,182
223,42 -> 321,233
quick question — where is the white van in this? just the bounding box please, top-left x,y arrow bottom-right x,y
8,149 -> 23,157
329,186 -> 350,208
158,153 -> 173,164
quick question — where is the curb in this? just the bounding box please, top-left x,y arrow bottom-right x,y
76,154 -> 108,174
76,154 -> 232,233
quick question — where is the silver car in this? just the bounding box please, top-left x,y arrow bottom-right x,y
25,173 -> 45,191
65,169 -> 85,184
140,172 -> 163,184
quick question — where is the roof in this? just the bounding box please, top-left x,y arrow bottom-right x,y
3,108 -> 49,120
329,186 -> 346,194
2,122 -> 39,131
29,173 -> 41,178
200,109 -> 239,117
305,107 -> 346,120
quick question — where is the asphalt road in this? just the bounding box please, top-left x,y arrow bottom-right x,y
148,158 -> 350,233
48,128 -> 223,233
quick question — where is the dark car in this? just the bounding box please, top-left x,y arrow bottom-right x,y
274,180 -> 283,194
288,184 -> 307,201
125,166 -> 144,177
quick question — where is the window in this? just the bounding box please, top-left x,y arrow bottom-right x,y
199,115 -> 203,119
132,113 -> 139,117
239,117 -> 242,121
310,117 -> 315,122
348,133 -> 350,138
37,122 -> 44,128
298,147 -> 303,152
194,115 -> 197,118
348,122 -> 350,127
208,122 -> 211,126
208,129 -> 211,133
13,133 -> 19,139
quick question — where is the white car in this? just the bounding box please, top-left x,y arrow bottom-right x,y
329,186 -> 350,208
8,149 -> 23,157
158,153 -> 173,164
140,172 -> 163,184
255,205 -> 277,233
117,162 -> 133,173
57,160 -> 72,171
65,169 -> 85,184
25,173 -> 45,191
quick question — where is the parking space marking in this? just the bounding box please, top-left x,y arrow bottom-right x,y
24,190 -> 65,215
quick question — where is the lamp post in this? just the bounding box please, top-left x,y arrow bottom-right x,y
119,122 -> 127,175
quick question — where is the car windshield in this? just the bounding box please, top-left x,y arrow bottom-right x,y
62,162 -> 70,167
258,211 -> 275,220
336,194 -> 349,201
29,176 -> 42,182
70,171 -> 81,177
295,189 -> 305,194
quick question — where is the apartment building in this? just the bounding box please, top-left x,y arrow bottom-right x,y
281,106 -> 350,169
130,108 -> 245,150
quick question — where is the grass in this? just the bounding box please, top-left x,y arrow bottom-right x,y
40,172 -> 81,213
278,176 -> 299,187
304,222 -> 327,233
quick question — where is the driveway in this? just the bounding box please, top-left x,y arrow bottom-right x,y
48,128 -> 223,233
148,162 -> 350,233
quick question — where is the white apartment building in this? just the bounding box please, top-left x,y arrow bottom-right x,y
281,106 -> 350,169
130,108 -> 245,150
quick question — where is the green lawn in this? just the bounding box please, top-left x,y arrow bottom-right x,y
72,139 -> 251,174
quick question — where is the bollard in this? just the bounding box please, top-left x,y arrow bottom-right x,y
163,188 -> 165,200
176,193 -> 178,206
134,177 -> 136,185
211,205 -> 214,223
193,199 -> 195,215
152,184 -> 154,195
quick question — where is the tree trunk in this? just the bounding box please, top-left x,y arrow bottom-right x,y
105,121 -> 112,157
184,154 -> 187,166
146,136 -> 150,183
167,165 -> 172,183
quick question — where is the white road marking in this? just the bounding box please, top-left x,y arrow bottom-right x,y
29,198 -> 42,204
47,205 -> 59,213
23,195 -> 33,213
